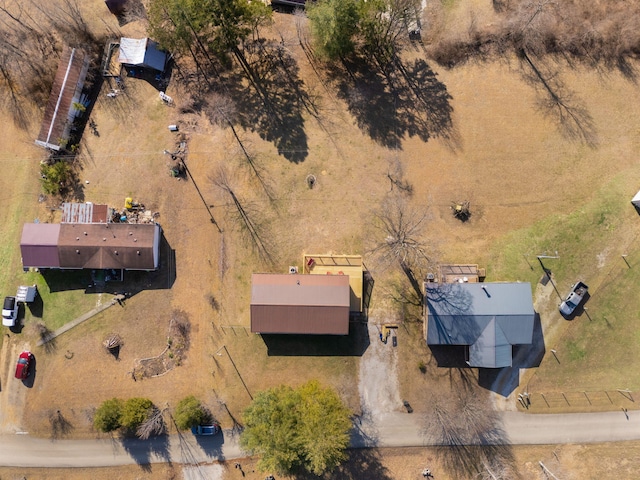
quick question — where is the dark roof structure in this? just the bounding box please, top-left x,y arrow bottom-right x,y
105,0 -> 129,15
251,273 -> 350,335
425,282 -> 535,368
21,223 -> 161,271
35,47 -> 90,151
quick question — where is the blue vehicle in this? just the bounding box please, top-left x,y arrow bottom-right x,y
191,424 -> 220,436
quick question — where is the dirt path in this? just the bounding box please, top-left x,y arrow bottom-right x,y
357,323 -> 403,438
0,340 -> 31,432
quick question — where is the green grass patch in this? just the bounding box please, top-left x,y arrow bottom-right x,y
491,171 -> 640,391
566,340 -> 587,361
489,172 -> 634,288
21,270 -> 99,331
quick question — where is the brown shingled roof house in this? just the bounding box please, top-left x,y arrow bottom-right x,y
21,223 -> 161,271
251,273 -> 350,335
35,46 -> 90,151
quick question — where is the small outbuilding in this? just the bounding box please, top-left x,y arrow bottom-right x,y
303,254 -> 364,312
250,273 -> 350,335
35,47 -> 90,151
118,38 -> 167,72
424,282 -> 535,368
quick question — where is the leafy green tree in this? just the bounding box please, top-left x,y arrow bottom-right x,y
148,0 -> 271,64
93,398 -> 123,433
307,0 -> 360,60
240,380 -> 351,476
121,397 -> 154,431
174,395 -> 208,430
40,161 -> 74,196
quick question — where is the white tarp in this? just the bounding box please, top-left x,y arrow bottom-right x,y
118,38 -> 167,71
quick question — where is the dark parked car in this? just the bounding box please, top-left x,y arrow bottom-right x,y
192,424 -> 220,436
2,296 -> 18,327
15,351 -> 33,379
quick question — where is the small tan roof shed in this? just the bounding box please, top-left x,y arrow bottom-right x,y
251,273 -> 350,335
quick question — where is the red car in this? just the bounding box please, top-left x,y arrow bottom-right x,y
15,351 -> 33,379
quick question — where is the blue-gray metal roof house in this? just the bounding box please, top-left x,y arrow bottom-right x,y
425,282 -> 535,368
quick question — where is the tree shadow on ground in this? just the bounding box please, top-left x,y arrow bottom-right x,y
327,56 -> 456,150
261,321 -> 370,356
293,448 -> 394,480
221,39 -> 311,163
191,431 -> 226,460
120,433 -> 172,472
422,391 -> 518,479
517,50 -> 598,147
49,409 -> 74,440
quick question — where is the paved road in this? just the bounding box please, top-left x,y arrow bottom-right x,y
1,410 -> 639,467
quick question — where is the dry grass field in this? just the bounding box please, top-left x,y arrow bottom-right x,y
2,0 -> 640,478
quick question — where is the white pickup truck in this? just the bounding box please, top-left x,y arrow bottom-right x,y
559,281 -> 588,317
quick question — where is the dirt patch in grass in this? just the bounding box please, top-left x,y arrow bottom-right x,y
133,310 -> 191,379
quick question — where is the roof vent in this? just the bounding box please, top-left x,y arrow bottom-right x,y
288,266 -> 298,274
76,249 -> 80,254
129,232 -> 133,235
103,238 -> 107,241
76,237 -> 79,241
114,250 -> 118,255
136,250 -> 140,255
84,232 -> 87,235
134,238 -> 137,242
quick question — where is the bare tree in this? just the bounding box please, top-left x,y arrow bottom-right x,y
206,93 -> 273,199
210,166 -> 273,265
371,195 -> 429,267
136,405 -> 167,440
369,195 -> 432,301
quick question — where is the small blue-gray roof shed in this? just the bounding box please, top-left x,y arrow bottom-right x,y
425,282 -> 535,368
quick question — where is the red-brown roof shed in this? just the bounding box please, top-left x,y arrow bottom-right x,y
251,273 -> 350,335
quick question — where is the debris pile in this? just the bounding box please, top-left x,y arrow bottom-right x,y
110,197 -> 159,224
164,133 -> 188,179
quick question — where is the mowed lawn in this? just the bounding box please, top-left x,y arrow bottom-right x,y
487,167 -> 640,397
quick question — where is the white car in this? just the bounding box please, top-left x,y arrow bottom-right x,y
559,281 -> 588,317
2,296 -> 18,327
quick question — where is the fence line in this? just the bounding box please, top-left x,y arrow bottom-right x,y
523,390 -> 636,409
